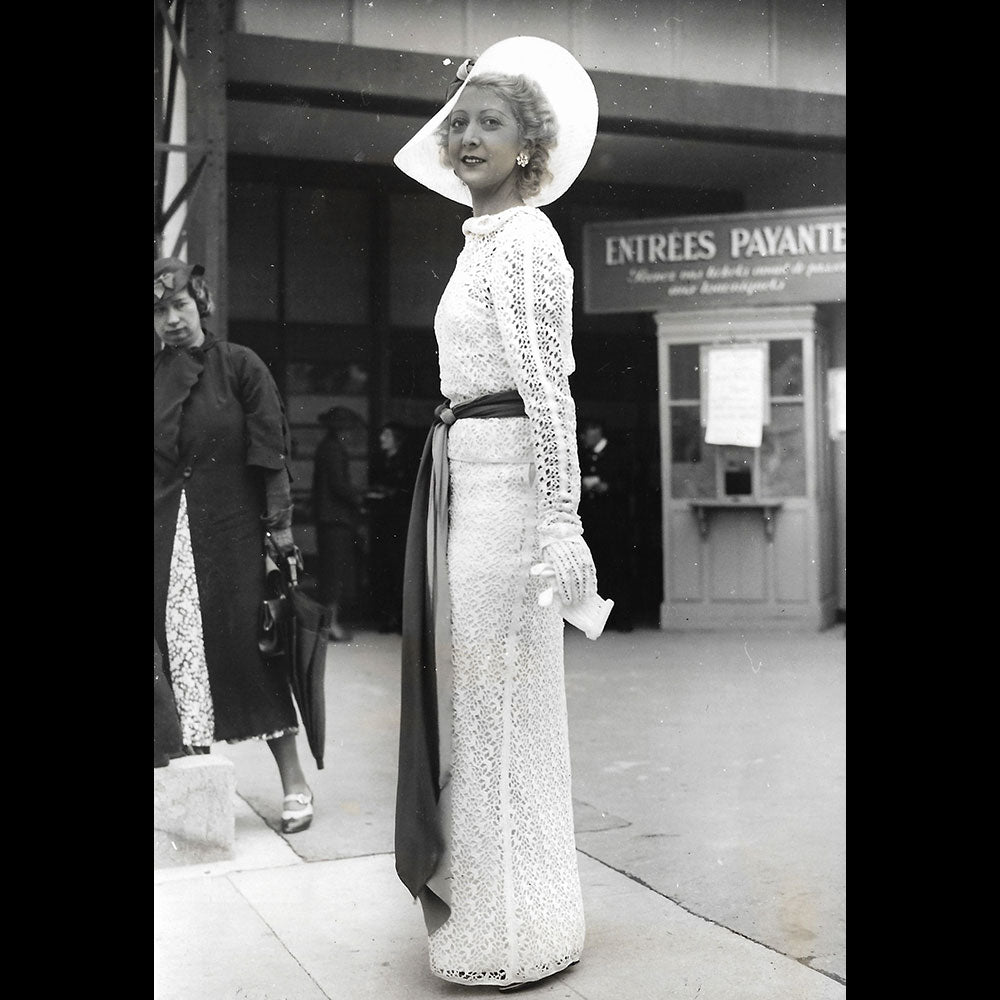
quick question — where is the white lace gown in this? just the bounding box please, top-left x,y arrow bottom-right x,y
427,206 -> 586,987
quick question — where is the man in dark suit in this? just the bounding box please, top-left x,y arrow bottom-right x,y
578,418 -> 634,631
313,407 -> 363,640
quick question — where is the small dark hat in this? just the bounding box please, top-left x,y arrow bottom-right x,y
154,257 -> 205,307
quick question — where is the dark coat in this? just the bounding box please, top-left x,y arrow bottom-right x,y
312,433 -> 361,527
579,437 -> 634,623
367,448 -> 417,624
312,431 -> 362,607
368,447 -> 415,537
153,334 -> 297,742
579,439 -> 630,524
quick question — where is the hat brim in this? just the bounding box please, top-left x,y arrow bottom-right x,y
393,36 -> 599,208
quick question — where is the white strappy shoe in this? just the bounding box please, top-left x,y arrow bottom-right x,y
280,790 -> 314,834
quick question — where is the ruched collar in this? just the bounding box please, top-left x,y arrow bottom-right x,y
155,330 -> 217,360
154,332 -> 216,465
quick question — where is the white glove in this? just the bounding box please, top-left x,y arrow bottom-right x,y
535,536 -> 598,607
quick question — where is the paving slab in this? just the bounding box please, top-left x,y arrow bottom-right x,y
154,874 -> 327,1000
563,627 -> 846,982
571,854 -> 844,1000
172,627 -> 845,989
199,852 -> 844,1000
223,633 -> 400,861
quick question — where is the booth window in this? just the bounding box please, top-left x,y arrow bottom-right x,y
669,344 -> 716,498
668,339 -> 806,500
761,340 -> 806,497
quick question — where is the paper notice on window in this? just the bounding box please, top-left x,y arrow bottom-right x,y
704,345 -> 766,448
828,367 -> 846,437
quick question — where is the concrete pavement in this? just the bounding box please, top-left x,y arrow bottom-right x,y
154,625 -> 846,999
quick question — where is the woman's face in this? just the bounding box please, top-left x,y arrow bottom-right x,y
154,289 -> 204,349
446,86 -> 525,196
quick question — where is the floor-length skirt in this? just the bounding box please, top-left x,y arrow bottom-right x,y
427,418 -> 585,987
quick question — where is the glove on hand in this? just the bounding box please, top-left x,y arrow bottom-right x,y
268,526 -> 296,555
539,536 -> 598,607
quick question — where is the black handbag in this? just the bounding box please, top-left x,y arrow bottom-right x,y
258,593 -> 291,658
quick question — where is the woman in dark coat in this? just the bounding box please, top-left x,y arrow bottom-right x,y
153,257 -> 314,834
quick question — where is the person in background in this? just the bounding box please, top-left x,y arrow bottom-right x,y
154,637 -> 183,768
364,422 -> 415,633
153,257 -> 315,834
579,418 -> 634,631
392,36 -> 601,993
312,406 -> 363,641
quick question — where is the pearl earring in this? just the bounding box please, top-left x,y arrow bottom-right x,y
516,151 -> 530,167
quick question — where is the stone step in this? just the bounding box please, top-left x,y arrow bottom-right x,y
154,754 -> 235,869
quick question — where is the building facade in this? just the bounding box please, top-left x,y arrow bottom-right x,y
154,0 -> 846,629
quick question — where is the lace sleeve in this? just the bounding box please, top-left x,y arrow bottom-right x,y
492,218 -> 583,546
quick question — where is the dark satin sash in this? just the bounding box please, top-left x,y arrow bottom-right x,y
394,390 -> 526,916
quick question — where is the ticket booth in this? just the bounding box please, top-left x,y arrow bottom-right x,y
583,206 -> 845,631
656,306 -> 836,630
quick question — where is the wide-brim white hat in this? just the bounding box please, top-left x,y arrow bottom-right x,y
394,36 -> 599,208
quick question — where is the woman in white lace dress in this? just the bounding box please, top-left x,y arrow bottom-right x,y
393,36 -> 603,992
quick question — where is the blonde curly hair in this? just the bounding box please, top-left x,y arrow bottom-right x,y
435,72 -> 557,201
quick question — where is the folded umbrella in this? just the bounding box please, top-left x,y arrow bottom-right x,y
260,541 -> 332,770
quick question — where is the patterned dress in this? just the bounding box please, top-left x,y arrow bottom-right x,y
426,206 -> 586,987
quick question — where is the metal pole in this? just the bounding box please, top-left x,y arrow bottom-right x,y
183,0 -> 228,339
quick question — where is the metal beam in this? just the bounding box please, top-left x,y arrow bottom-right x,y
154,141 -> 208,153
159,153 -> 207,232
155,0 -> 191,81
182,0 -> 229,340
156,0 -> 186,201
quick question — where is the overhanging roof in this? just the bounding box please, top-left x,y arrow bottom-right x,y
227,33 -> 845,153
224,33 -> 845,207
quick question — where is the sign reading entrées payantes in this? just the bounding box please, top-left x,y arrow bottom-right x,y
582,206 -> 845,314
